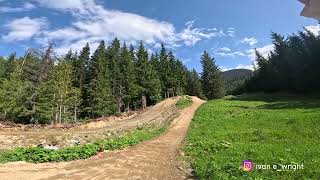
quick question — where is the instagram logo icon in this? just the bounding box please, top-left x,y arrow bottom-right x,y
242,160 -> 253,172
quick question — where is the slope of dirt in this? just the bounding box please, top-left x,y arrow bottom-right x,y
0,97 -> 205,180
0,98 -> 179,150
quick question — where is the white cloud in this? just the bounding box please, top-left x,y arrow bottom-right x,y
241,37 -> 258,46
181,58 -> 191,63
31,0 -> 95,15
24,0 -> 227,54
2,17 -> 48,41
247,44 -> 274,60
216,51 -> 246,58
305,24 -> 320,35
221,67 -> 231,72
0,2 -> 36,13
222,64 -> 253,72
178,21 -> 224,46
219,47 -> 231,52
214,47 -> 245,58
227,27 -> 235,37
235,64 -> 254,70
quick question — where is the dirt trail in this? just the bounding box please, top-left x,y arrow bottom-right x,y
0,98 -> 178,149
0,97 -> 205,180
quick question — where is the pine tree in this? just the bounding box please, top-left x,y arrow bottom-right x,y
175,59 -> 189,95
47,59 -> 81,123
107,38 -> 123,113
88,40 -> 115,117
200,51 -> 225,99
76,43 -> 91,117
136,42 -> 161,108
187,69 -> 203,97
18,44 -> 56,124
4,53 -> 16,78
65,50 -> 78,66
150,53 -> 160,73
0,61 -> 32,123
74,43 -> 90,89
0,57 -> 6,83
34,80 -> 55,124
119,43 -> 138,112
167,52 -> 178,97
159,43 -> 170,98
0,38 -> 229,123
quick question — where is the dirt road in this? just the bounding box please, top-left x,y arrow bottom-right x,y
0,98 -> 178,149
0,97 -> 205,180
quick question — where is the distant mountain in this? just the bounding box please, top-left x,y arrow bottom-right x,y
222,69 -> 253,94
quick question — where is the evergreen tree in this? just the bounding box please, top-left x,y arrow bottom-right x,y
240,29 -> 320,94
200,51 -> 225,99
150,53 -> 160,73
187,69 -> 203,97
167,52 -> 178,97
44,50 -> 80,123
120,43 -> 138,111
136,42 -> 161,108
0,57 -> 6,83
159,43 -> 170,98
76,43 -> 91,117
4,53 -> 16,78
0,62 -> 32,123
0,38 -> 215,124
74,43 -> 90,89
19,44 -> 56,124
65,50 -> 78,66
107,38 -> 123,113
88,40 -> 115,117
175,59 -> 188,95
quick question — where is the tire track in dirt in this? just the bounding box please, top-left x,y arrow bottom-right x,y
0,98 -> 178,150
0,97 -> 205,180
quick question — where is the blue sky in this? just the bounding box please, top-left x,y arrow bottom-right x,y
0,0 -> 318,72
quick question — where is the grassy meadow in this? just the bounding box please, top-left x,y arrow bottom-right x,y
185,94 -> 320,179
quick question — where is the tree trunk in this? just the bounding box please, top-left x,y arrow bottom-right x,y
55,106 -> 58,124
127,103 -> 130,113
141,95 -> 147,110
59,105 -> 62,123
74,106 -> 77,123
33,104 -> 38,124
63,106 -> 66,123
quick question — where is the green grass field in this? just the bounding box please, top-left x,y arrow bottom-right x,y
185,94 -> 320,179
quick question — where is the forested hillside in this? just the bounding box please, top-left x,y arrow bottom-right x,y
222,69 -> 252,94
0,39 -> 223,124
237,29 -> 320,94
